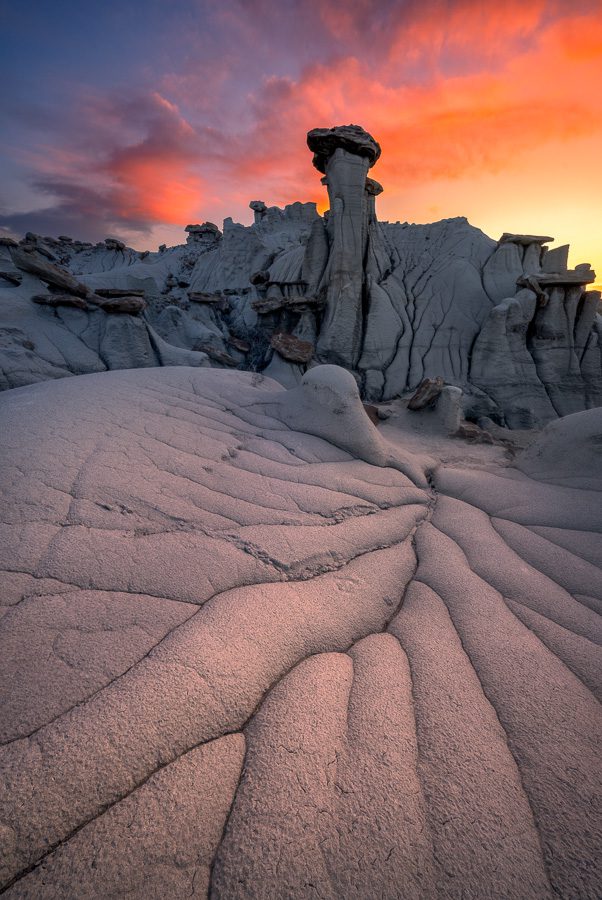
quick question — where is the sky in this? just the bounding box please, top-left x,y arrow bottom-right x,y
1,0 -> 601,285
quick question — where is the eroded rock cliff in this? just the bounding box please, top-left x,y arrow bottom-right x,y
1,125 -> 599,427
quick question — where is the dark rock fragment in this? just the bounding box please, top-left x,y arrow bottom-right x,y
32,293 -> 90,310
227,336 -> 250,353
10,249 -> 89,297
193,343 -> 239,366
94,288 -> 146,299
0,271 -> 22,286
270,332 -> 314,364
408,377 -> 444,410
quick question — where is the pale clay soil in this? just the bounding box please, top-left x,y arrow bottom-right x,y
0,365 -> 599,899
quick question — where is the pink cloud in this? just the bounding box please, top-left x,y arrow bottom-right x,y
210,5 -> 602,213
3,0 -> 601,255
2,90 -> 207,240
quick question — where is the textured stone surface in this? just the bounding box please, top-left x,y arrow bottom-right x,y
89,294 -> 147,314
0,365 -> 600,898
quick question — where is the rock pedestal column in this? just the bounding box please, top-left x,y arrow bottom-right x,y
307,125 -> 381,369
249,200 -> 267,225
364,177 -> 383,225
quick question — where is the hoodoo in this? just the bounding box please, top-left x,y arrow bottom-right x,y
306,125 -> 381,368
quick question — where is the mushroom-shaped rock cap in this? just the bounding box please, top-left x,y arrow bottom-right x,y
307,124 -> 381,173
365,177 -> 383,196
185,222 -> 220,234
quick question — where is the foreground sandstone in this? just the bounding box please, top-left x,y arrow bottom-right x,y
0,365 -> 600,898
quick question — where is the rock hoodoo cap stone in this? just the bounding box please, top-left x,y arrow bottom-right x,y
365,177 -> 384,196
185,223 -> 220,235
307,124 -> 381,173
499,233 -> 554,246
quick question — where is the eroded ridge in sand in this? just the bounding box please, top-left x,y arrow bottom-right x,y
0,365 -> 600,898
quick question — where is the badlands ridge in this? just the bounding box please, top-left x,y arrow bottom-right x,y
0,124 -> 600,429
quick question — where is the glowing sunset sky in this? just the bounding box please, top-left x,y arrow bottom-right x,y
1,0 -> 601,284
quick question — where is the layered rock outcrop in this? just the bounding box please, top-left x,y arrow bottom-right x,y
0,125 -> 600,426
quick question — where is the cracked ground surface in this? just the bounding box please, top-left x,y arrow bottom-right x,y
0,366 -> 600,899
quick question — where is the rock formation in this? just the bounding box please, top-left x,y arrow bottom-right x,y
0,119 -> 600,899
0,364 -> 599,897
0,125 -> 600,428
185,222 -> 221,248
306,124 -> 381,368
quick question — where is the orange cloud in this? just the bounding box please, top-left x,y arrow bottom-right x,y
4,0 -> 601,274
1,90 -> 206,240
206,5 -> 601,278
102,91 -> 204,226
109,157 -> 203,225
232,10 -> 602,190
318,0 -> 551,69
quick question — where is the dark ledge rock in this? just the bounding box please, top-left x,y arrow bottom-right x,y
307,124 -> 381,174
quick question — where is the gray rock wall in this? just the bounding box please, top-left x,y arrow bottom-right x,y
1,125 -> 600,427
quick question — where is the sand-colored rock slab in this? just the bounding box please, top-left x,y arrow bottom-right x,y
4,734 -> 245,900
0,367 -> 600,898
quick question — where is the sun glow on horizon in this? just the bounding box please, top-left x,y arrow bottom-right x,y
1,0 -> 600,283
